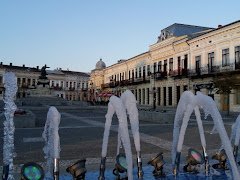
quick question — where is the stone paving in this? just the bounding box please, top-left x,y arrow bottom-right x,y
0,103 -> 238,178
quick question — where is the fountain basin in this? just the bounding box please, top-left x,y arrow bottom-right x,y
49,166 -> 230,180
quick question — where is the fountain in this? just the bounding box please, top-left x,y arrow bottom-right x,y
98,95 -> 133,180
230,114 -> 240,162
2,72 -> 18,180
172,91 -> 240,179
42,106 -> 61,179
120,90 -> 143,178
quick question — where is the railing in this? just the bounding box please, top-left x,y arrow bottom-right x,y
189,63 -> 237,77
68,87 -> 75,91
155,71 -> 167,80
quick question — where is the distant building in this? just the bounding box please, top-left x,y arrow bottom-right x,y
90,20 -> 240,112
0,63 -> 90,101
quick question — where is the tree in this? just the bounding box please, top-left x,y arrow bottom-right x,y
213,73 -> 239,115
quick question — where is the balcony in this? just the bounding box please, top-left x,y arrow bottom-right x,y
189,63 -> 240,79
68,87 -> 75,91
155,71 -> 167,80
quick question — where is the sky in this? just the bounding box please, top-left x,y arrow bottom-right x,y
0,1 -> 239,73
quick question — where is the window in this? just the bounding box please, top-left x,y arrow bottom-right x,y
135,68 -> 138,78
17,78 -> 21,85
158,61 -> 162,72
177,57 -> 181,69
32,79 -> 36,86
147,65 -> 151,76
183,54 -> 188,69
66,82 -> 68,87
27,78 -> 31,85
128,70 -> 131,80
153,62 -> 157,73
222,48 -> 229,66
168,87 -> 172,106
147,88 -> 149,104
235,46 -> 240,69
169,58 -> 173,71
139,89 -> 141,104
208,52 -> 214,72
195,56 -> 201,74
139,67 -> 142,78
142,88 -> 145,105
52,81 -> 55,86
164,60 -> 167,72
143,66 -> 146,78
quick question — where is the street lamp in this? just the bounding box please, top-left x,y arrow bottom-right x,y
150,72 -> 156,110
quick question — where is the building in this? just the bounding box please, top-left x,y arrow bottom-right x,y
0,63 -> 90,101
90,20 -> 240,112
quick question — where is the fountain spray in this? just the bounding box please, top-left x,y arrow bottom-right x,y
231,115 -> 240,162
98,157 -> 106,180
42,106 -> 61,179
202,146 -> 209,176
99,96 -> 133,180
173,152 -> 181,176
2,72 -> 18,180
121,90 -> 143,178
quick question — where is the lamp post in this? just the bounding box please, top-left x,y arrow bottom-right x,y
89,81 -> 93,103
150,73 -> 156,110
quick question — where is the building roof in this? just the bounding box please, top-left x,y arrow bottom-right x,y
157,23 -> 214,42
0,62 -> 90,77
61,70 -> 90,77
95,59 -> 106,70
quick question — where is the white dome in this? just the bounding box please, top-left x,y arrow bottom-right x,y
95,59 -> 106,70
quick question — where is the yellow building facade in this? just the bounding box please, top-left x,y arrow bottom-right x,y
90,20 -> 240,111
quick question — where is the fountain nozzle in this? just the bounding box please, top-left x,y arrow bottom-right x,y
98,157 -> 106,180
173,152 -> 181,176
137,151 -> 144,178
202,147 -> 210,176
53,158 -> 59,180
2,165 -> 9,180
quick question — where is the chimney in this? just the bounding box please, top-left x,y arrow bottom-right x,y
10,63 -> 12,66
23,64 -> 25,67
218,25 -> 222,28
36,66 -> 39,70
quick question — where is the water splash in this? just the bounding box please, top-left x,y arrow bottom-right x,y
2,72 -> 18,180
230,115 -> 240,147
101,95 -> 133,180
42,106 -> 61,178
196,92 -> 240,179
120,90 -> 141,152
120,89 -> 143,177
172,91 -> 240,179
172,91 -> 197,165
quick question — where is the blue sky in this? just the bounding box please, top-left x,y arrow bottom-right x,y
0,1 -> 239,73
